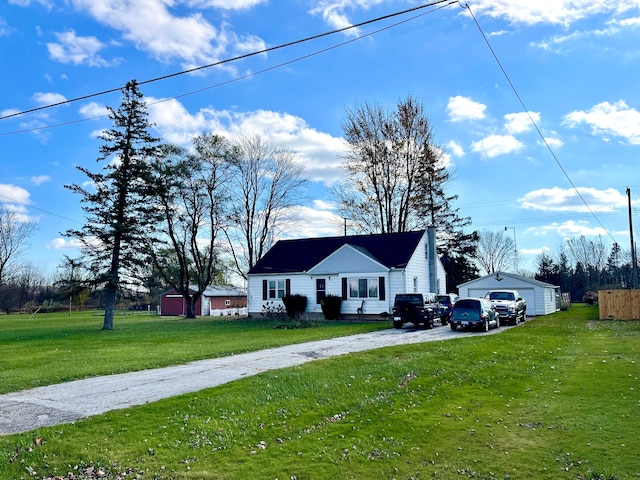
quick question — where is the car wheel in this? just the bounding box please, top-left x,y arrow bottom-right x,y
393,320 -> 403,329
426,319 -> 433,329
483,319 -> 489,332
440,316 -> 447,326
450,323 -> 457,331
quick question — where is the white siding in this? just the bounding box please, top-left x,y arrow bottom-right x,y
248,231 -> 447,317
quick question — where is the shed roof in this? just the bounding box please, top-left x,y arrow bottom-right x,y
248,230 -> 426,275
458,271 -> 559,289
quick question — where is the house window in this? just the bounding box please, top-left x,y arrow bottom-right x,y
413,277 -> 418,293
349,278 -> 378,299
269,280 -> 285,299
225,299 -> 231,306
316,278 -> 326,304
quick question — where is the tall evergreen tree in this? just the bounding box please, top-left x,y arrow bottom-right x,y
65,80 -> 161,330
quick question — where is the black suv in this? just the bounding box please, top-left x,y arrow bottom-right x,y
392,293 -> 441,329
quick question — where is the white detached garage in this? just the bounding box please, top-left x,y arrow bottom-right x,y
457,272 -> 560,317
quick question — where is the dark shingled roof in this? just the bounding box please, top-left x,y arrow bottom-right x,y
248,230 -> 426,275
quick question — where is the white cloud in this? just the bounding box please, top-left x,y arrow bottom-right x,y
447,95 -> 487,122
1,108 -> 22,118
282,204 -> 345,239
0,184 -> 31,205
79,102 -> 109,119
47,30 -> 116,67
31,175 -> 51,185
470,134 -> 524,158
9,0 -> 53,7
309,2 -> 360,35
540,136 -> 564,148
504,111 -> 540,134
564,100 -> 640,144
447,140 -> 465,157
520,186 -> 631,212
187,0 -> 266,9
0,17 -> 15,36
32,92 -> 67,106
148,99 -> 347,184
48,237 -> 85,250
70,0 -> 266,68
467,0 -> 640,27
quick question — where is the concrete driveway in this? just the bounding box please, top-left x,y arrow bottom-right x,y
0,324 -> 508,435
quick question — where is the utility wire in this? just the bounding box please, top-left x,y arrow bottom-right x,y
0,0 -> 456,121
1,0 -> 456,137
463,2 -> 619,245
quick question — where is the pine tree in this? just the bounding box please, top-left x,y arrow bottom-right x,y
65,80 -> 161,330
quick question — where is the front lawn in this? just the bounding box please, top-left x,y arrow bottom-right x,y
1,305 -> 639,479
0,312 -> 387,394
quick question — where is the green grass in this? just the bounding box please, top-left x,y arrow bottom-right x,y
1,305 -> 639,479
0,312 -> 387,394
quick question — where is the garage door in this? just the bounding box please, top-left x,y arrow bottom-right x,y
467,288 -> 535,317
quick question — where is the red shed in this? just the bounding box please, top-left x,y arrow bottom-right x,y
160,286 -> 247,316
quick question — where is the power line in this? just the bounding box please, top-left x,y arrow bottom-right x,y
1,0 -> 457,137
0,0 -> 457,122
463,2 -> 619,246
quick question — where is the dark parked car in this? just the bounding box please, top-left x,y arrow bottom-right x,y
449,297 -> 499,332
437,293 -> 459,321
392,293 -> 441,329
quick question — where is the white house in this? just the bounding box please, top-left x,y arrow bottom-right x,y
457,272 -> 560,316
246,228 -> 446,318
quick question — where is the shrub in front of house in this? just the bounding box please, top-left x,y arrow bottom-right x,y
320,294 -> 342,320
282,294 -> 307,319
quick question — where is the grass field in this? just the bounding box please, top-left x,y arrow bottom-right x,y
0,312 -> 388,394
1,305 -> 639,479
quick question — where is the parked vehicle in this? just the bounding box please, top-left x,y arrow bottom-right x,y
391,293 -> 441,329
449,297 -> 499,332
484,290 -> 526,326
437,293 -> 459,323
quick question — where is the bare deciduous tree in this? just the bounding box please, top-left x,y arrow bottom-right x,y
0,207 -> 38,285
474,229 -> 516,275
565,235 -> 608,272
334,95 -> 431,234
146,135 -> 229,318
224,134 -> 306,278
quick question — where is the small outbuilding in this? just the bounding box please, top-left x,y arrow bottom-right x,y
457,272 -> 560,316
160,285 -> 247,316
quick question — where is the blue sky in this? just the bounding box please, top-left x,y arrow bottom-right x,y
2,0 -> 640,278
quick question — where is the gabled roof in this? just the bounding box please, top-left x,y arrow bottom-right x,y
458,271 -> 559,289
203,285 -> 247,297
248,230 -> 426,275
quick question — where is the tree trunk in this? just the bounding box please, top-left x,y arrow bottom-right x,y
185,297 -> 197,319
103,286 -> 116,330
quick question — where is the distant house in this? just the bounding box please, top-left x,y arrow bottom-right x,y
160,285 -> 247,316
457,272 -> 560,316
246,228 -> 446,318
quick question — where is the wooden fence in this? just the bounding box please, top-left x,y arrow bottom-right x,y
598,289 -> 640,320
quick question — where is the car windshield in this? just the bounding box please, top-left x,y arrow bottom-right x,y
437,296 -> 450,305
489,292 -> 515,301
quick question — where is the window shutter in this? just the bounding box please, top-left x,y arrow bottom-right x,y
341,278 -> 348,300
379,277 -> 386,301
285,278 -> 291,296
262,280 -> 267,300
